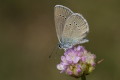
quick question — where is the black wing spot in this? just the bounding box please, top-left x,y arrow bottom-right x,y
59,14 -> 61,16
65,17 -> 66,19
69,24 -> 71,25
76,24 -> 77,25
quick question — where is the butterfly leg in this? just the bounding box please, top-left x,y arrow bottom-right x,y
79,39 -> 89,44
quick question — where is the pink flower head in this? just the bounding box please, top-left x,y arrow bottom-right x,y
57,45 -> 96,78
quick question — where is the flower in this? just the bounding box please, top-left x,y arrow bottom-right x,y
57,45 -> 96,78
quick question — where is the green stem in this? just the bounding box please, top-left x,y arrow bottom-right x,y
81,74 -> 86,80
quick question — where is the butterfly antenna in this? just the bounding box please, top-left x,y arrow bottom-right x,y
56,46 -> 59,54
49,44 -> 58,58
54,47 -> 59,59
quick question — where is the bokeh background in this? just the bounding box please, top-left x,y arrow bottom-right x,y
0,0 -> 120,80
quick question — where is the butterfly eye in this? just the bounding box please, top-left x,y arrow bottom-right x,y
58,45 -> 61,48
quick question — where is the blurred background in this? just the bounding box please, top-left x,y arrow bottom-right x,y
0,0 -> 120,80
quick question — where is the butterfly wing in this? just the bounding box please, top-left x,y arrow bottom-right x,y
54,5 -> 73,42
61,13 -> 89,46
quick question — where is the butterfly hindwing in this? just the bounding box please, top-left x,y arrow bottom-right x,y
61,13 -> 89,46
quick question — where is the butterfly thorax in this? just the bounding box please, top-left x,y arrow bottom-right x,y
58,42 -> 73,50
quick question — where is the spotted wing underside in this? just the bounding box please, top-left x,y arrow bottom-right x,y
61,13 -> 89,46
54,5 -> 73,42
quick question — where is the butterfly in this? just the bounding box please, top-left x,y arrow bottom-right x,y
54,5 -> 89,50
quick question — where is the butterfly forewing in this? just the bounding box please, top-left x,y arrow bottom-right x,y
61,13 -> 89,46
54,5 -> 73,42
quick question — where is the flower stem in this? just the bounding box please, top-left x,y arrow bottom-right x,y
81,74 -> 86,80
